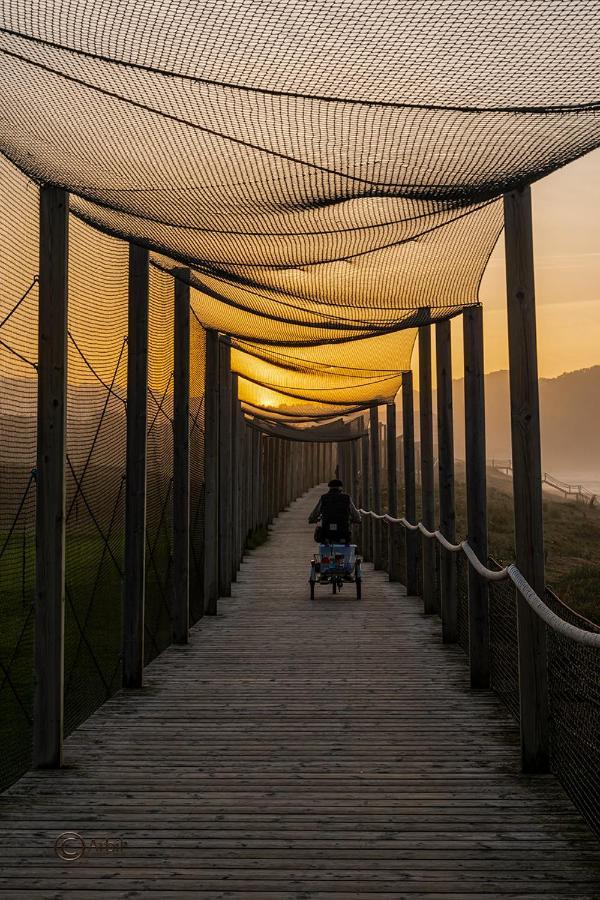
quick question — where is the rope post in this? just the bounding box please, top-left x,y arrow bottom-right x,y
253,427 -> 261,527
203,329 -> 219,614
122,243 -> 149,689
370,406 -> 383,569
463,305 -> 490,688
231,375 -> 240,579
504,186 -> 549,773
435,319 -> 457,641
419,324 -> 437,614
386,401 -> 403,582
172,268 -> 190,645
33,186 -> 68,767
360,429 -> 371,561
218,340 -> 233,597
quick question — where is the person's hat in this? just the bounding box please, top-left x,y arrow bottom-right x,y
328,479 -> 343,488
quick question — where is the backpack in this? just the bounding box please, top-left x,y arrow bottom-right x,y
320,490 -> 351,535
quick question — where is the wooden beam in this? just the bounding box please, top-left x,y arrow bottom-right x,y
34,185 -> 69,767
123,243 -> 149,689
218,340 -> 232,597
419,325 -> 437,614
369,406 -> 383,569
203,329 -> 219,614
463,305 -> 490,688
402,371 -> 419,596
172,268 -> 190,645
504,186 -> 549,772
435,319 -> 457,641
386,401 -> 403,582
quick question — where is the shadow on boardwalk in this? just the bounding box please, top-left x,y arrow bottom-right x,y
1,486 -> 599,898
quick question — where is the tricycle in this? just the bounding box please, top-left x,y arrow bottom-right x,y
309,543 -> 362,599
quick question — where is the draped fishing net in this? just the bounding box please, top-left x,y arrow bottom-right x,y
1,0 -> 600,416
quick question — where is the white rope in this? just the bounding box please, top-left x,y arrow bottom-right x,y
358,507 -> 600,646
507,565 -> 600,648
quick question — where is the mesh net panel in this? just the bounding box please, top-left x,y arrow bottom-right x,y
456,553 -> 469,657
545,588 -> 600,839
64,217 -> 128,736
0,156 -> 38,789
488,560 -> 519,723
189,311 -> 206,625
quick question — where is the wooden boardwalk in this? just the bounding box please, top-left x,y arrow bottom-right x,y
1,486 -> 599,898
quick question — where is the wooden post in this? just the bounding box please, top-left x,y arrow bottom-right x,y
436,320 -> 457,641
504,186 -> 549,772
360,430 -> 371,560
463,305 -> 490,688
403,371 -> 419,596
419,325 -> 436,614
231,376 -> 240,578
203,329 -> 219,614
34,186 -> 69,767
123,243 -> 149,688
369,406 -> 383,568
172,268 -> 190,645
386,401 -> 402,582
218,341 -> 232,597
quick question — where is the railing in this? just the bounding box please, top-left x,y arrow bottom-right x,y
360,507 -> 600,839
490,459 -> 597,506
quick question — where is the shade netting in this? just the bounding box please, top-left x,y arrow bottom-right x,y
1,1 -> 600,417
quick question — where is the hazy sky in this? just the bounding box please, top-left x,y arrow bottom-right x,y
450,147 -> 600,380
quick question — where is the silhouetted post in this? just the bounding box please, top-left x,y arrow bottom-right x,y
386,401 -> 402,581
402,371 -> 419,596
504,186 -> 549,772
231,375 -> 240,578
419,324 -> 436,613
122,243 -> 149,689
436,319 -> 457,641
204,329 -> 219,614
463,305 -> 490,688
34,186 -> 68,766
172,269 -> 190,644
360,429 -> 371,560
370,406 -> 383,568
218,341 -> 232,597
253,427 -> 261,526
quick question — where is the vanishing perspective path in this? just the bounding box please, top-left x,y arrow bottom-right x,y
1,486 -> 599,898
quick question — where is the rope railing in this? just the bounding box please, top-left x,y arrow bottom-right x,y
359,507 -> 600,647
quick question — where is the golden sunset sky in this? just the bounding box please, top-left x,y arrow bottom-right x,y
450,147 -> 600,379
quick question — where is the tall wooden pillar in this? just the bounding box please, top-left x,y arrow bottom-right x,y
402,371 -> 419,596
172,269 -> 190,645
369,406 -> 383,568
463,305 -> 490,688
386,401 -> 402,582
34,186 -> 69,767
203,329 -> 219,614
122,243 -> 149,688
436,319 -> 457,641
504,186 -> 549,772
218,341 -> 232,597
419,325 -> 436,614
231,376 -> 240,578
360,430 -> 371,560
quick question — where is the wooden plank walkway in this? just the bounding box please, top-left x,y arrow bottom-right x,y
1,485 -> 599,898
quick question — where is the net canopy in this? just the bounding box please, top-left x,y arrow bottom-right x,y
1,0 -> 600,417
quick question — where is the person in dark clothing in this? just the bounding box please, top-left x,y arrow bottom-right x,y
308,479 -> 361,544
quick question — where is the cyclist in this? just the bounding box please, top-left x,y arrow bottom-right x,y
308,478 -> 361,545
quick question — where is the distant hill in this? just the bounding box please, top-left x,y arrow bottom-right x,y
449,366 -> 600,479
